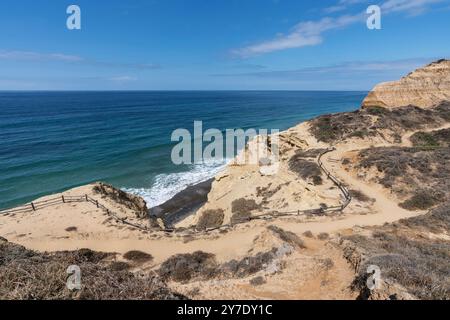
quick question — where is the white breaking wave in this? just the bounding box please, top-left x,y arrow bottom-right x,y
123,160 -> 229,208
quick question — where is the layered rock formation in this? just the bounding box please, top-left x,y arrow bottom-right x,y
362,59 -> 450,109
93,182 -> 149,219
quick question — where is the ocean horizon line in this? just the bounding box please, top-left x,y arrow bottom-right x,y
0,89 -> 369,93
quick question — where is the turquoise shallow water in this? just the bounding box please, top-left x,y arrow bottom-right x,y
0,91 -> 366,210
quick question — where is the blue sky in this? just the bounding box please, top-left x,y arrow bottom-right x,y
0,0 -> 449,90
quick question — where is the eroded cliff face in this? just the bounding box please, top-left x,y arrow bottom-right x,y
362,59 -> 450,109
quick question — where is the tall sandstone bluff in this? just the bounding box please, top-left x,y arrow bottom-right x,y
362,59 -> 450,109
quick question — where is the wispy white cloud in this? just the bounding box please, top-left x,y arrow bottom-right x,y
0,50 -> 83,62
381,0 -> 444,15
211,57 -> 450,90
0,49 -> 161,70
108,76 -> 138,82
324,0 -> 368,14
232,0 -> 447,58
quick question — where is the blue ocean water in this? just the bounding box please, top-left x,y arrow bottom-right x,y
0,91 -> 366,210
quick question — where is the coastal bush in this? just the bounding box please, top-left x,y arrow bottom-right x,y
196,209 -> 225,231
309,105 -> 449,144
231,198 -> 259,224
108,261 -> 131,271
309,116 -> 339,142
249,276 -> 266,286
158,251 -> 218,282
294,148 -> 328,159
302,231 -> 314,238
288,156 -> 323,185
344,207 -> 450,300
349,189 -> 374,203
349,129 -> 371,139
435,101 -> 450,121
317,233 -> 329,240
256,183 -> 281,199
65,226 -> 78,232
267,225 -> 306,249
220,248 -> 279,278
123,250 -> 153,263
399,202 -> 450,233
358,146 -> 450,206
364,106 -> 388,115
312,175 -> 323,185
0,241 -> 185,300
410,132 -> 440,148
411,128 -> 450,148
320,258 -> 334,270
399,190 -> 442,210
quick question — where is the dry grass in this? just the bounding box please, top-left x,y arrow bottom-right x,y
196,209 -> 225,231
231,198 -> 260,224
303,230 -> 314,238
399,189 -> 443,210
318,233 -> 329,240
288,156 -> 323,185
358,146 -> 450,208
0,239 -> 185,300
219,248 -> 281,278
249,276 -> 266,286
309,104 -> 450,143
344,203 -> 450,300
267,225 -> 306,248
158,251 -> 218,283
123,251 -> 153,263
411,128 -> 450,148
349,189 -> 374,203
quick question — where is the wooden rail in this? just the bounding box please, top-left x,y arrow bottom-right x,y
166,147 -> 353,233
0,194 -> 151,232
0,148 -> 352,235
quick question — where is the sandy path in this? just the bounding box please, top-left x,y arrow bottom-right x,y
1,125 -> 443,266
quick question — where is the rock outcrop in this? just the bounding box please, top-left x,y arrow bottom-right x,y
92,182 -> 149,219
362,59 -> 450,109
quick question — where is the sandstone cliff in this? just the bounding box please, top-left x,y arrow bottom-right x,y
362,59 -> 450,109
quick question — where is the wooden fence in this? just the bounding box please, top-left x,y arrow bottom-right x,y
0,148 -> 352,235
166,147 -> 353,233
0,194 -> 152,232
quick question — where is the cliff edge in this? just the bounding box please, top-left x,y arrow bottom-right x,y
362,59 -> 450,109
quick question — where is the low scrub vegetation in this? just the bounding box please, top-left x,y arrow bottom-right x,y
0,239 -> 184,300
158,251 -> 218,282
231,198 -> 260,224
288,156 -> 323,185
196,209 -> 225,231
123,250 -> 153,263
410,128 -> 450,148
344,204 -> 450,300
309,104 -> 450,143
267,225 -> 305,248
294,148 -> 328,159
349,189 -> 374,203
357,146 -> 450,208
400,190 -> 443,210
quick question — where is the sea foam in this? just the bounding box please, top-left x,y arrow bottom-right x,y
123,159 -> 228,208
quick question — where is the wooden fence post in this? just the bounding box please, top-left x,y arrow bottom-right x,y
62,195 -> 65,203
31,203 -> 36,211
85,194 -> 88,201
96,200 -> 99,208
